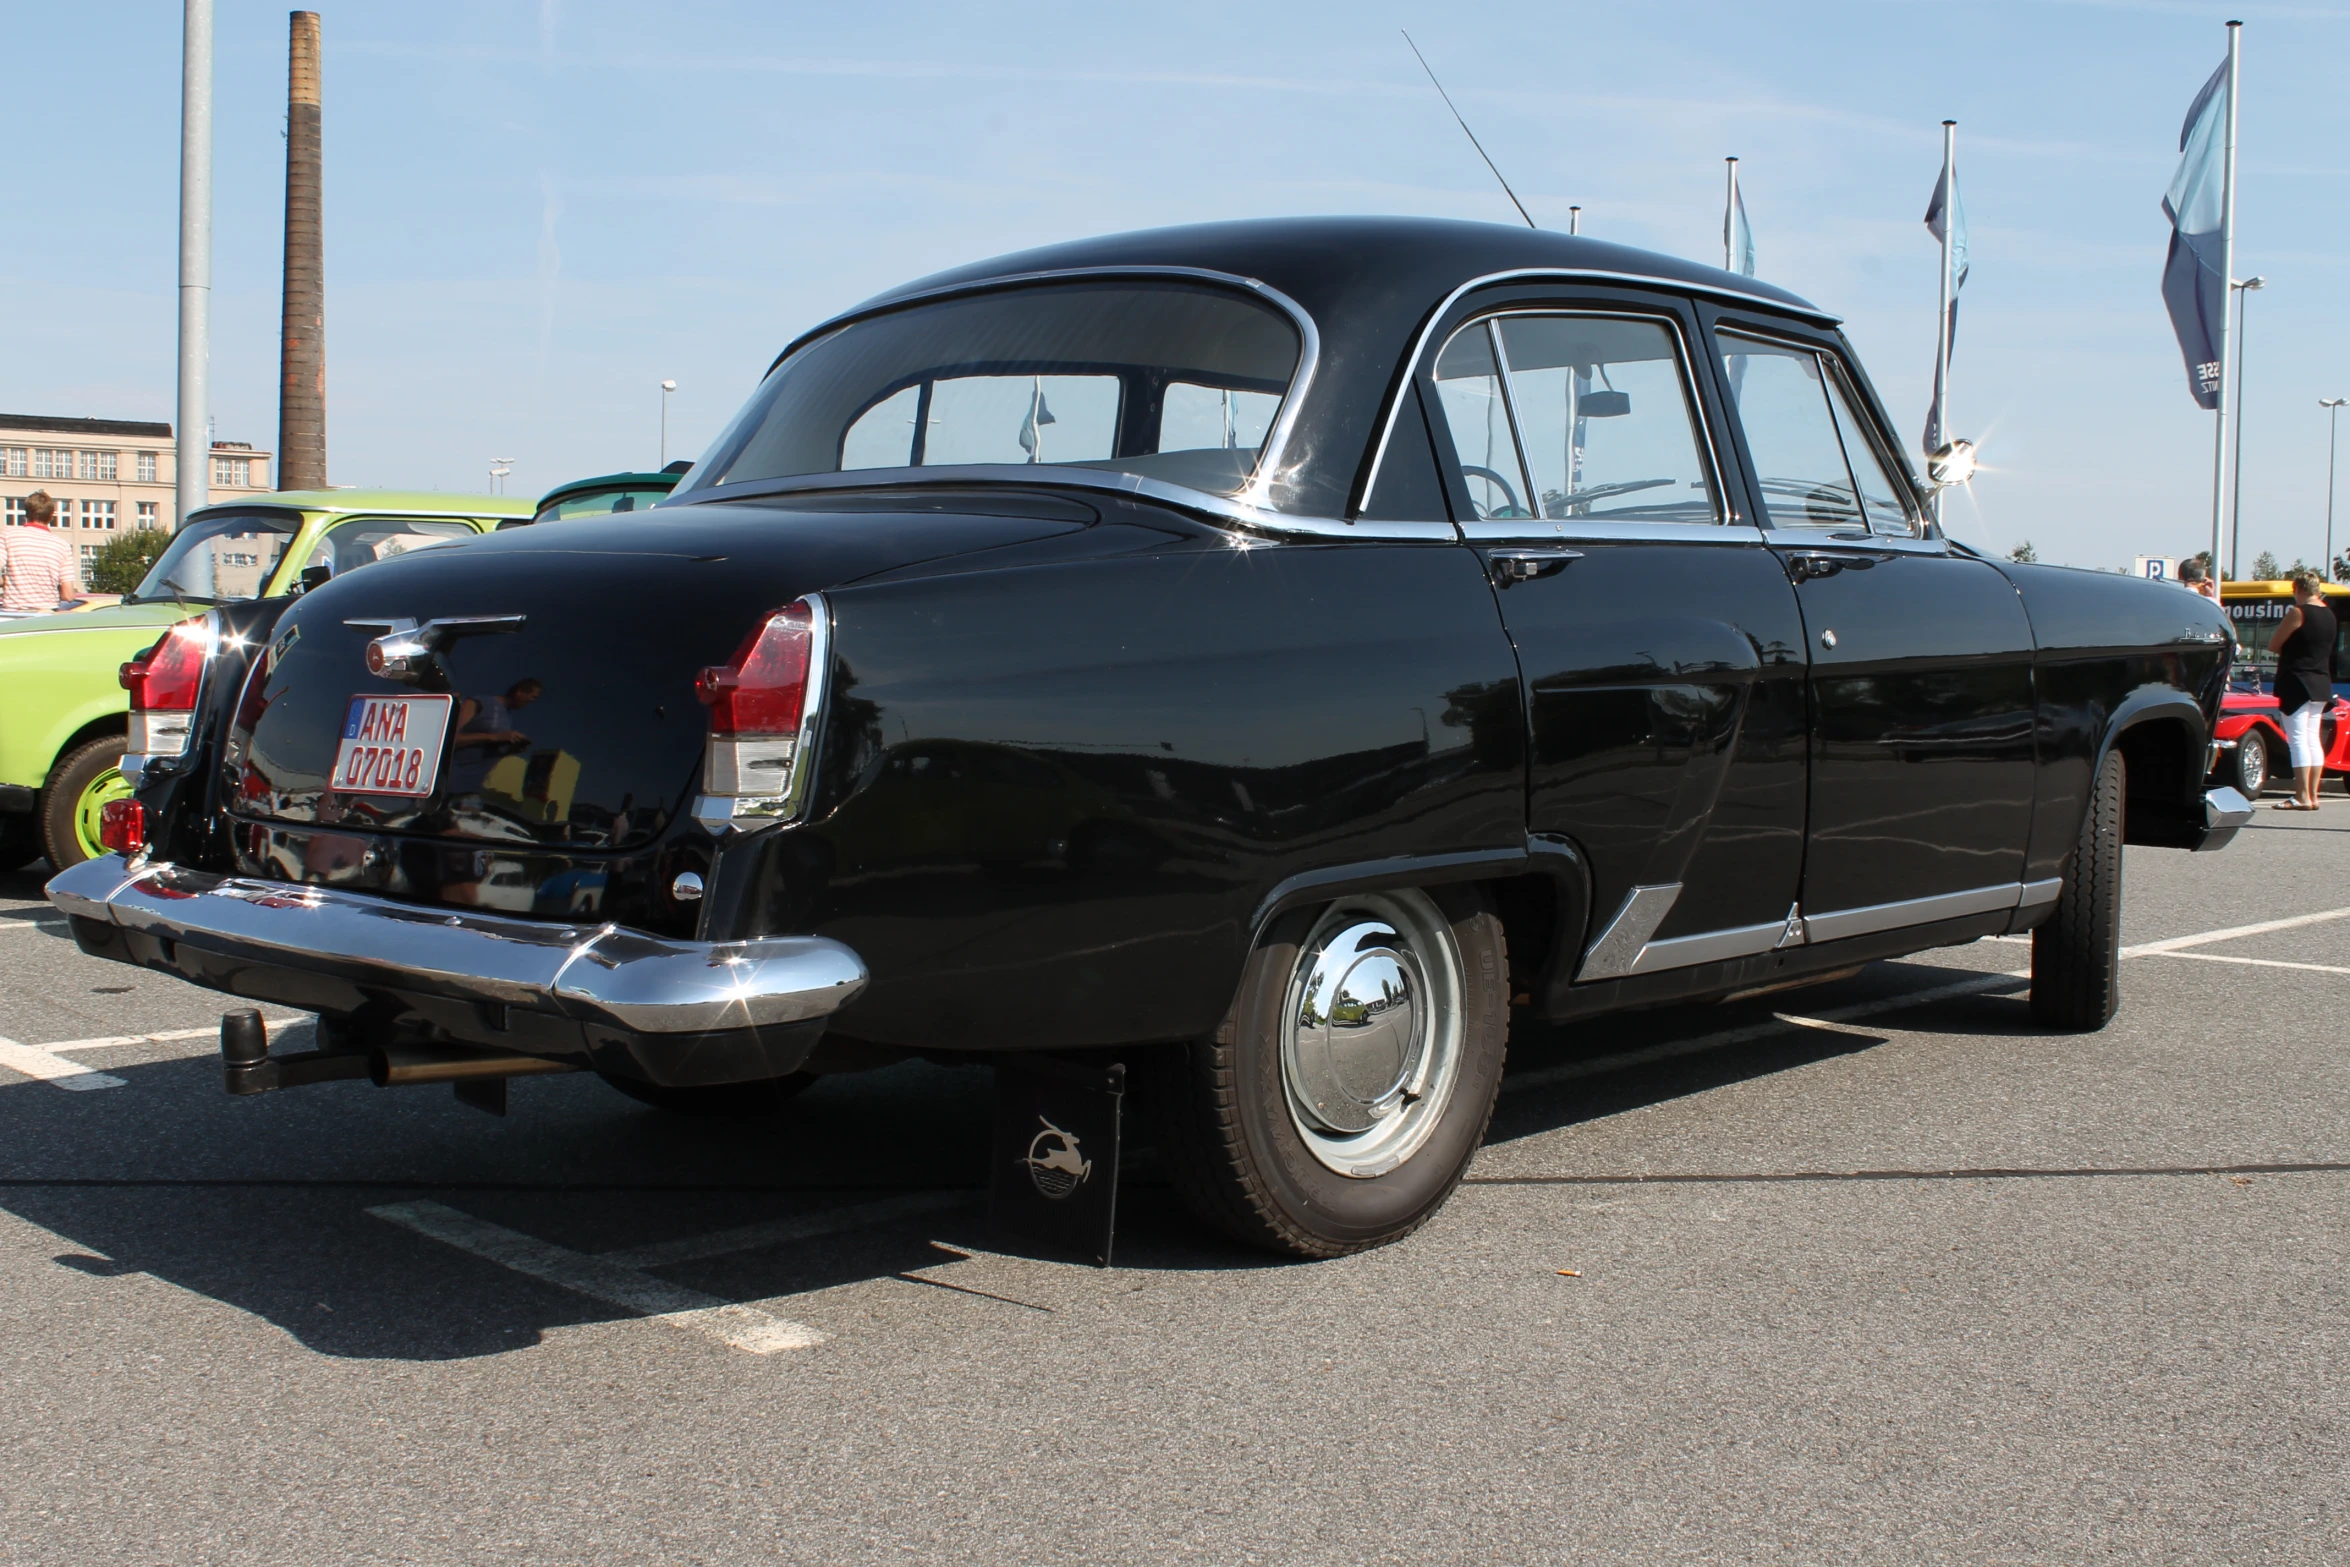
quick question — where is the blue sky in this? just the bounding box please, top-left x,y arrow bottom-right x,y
7,1 -> 2347,569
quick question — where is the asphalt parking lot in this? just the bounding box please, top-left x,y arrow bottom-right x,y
4,812 -> 2348,1566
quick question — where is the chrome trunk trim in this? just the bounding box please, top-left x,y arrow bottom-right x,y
46,856 -> 868,1035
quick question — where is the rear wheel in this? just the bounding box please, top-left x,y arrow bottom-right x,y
2233,732 -> 2270,797
39,735 -> 129,873
2032,747 -> 2124,1031
1154,884 -> 1509,1259
597,1071 -> 817,1116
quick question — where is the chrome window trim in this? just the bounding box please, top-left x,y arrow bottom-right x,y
1464,518 -> 1766,547
1358,267 -> 1836,515
1714,326 -> 1929,541
687,465 -> 1459,544
1480,319 -> 1544,526
1417,306 -> 1734,542
734,265 -> 1322,516
1759,528 -> 1951,558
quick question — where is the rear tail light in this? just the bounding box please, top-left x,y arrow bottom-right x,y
98,799 -> 145,855
694,595 -> 826,819
119,613 -> 216,759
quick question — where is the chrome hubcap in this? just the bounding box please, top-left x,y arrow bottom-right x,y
1279,890 -> 1464,1179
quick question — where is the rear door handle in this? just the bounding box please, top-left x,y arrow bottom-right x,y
1487,548 -> 1583,586
1785,552 -> 1846,582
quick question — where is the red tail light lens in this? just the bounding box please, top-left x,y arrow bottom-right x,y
120,617 -> 212,712
98,799 -> 145,855
697,601 -> 815,736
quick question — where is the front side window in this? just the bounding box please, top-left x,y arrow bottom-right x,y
127,509 -> 297,605
1430,313 -> 1719,525
1719,332 -> 1918,536
688,280 -> 1303,501
303,516 -> 475,578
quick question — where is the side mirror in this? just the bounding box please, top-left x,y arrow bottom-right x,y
1926,438 -> 1977,489
294,565 -> 332,596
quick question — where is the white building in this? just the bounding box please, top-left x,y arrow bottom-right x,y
0,414 -> 274,585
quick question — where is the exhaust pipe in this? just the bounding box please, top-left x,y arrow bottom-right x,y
220,1009 -> 577,1115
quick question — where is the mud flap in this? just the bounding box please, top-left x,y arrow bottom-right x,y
988,1057 -> 1123,1267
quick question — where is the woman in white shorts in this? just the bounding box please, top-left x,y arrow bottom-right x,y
2267,573 -> 2338,810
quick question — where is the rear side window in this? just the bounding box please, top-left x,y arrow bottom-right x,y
1719,332 -> 1918,536
1429,313 -> 1719,525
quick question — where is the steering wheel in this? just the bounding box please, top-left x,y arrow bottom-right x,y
1459,464 -> 1527,520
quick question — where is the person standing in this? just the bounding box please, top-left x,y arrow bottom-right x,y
2268,572 -> 2338,810
2180,558 -> 2220,602
0,492 -> 86,613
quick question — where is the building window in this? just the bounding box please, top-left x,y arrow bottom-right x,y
212,456 -> 251,488
2,449 -> 24,478
136,450 -> 157,483
33,448 -> 70,480
75,451 -> 118,480
81,499 -> 117,530
4,497 -> 22,525
78,542 -> 102,587
136,500 -> 158,529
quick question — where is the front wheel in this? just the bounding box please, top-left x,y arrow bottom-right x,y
2032,747 -> 2124,1031
1154,884 -> 1509,1259
39,734 -> 130,873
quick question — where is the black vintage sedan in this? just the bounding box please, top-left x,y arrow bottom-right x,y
53,217 -> 2247,1257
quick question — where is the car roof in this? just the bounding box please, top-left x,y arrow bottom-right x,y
776,216 -> 1837,522
534,472 -> 683,510
186,489 -> 535,522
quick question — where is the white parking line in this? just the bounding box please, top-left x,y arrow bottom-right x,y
369,1200 -> 828,1355
2121,905 -> 2350,957
0,1037 -> 126,1091
0,1017 -> 308,1093
2148,950 -> 2350,977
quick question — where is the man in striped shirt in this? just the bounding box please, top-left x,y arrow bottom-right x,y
0,492 -> 85,613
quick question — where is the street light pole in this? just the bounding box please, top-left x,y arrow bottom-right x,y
2228,275 -> 2265,579
660,379 -> 676,467
175,0 -> 213,530
489,458 -> 512,496
2325,397 -> 2348,580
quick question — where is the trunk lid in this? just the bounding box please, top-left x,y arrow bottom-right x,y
231,496 -> 1089,849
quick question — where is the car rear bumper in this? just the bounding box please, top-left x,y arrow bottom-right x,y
46,856 -> 868,1078
2195,786 -> 2255,852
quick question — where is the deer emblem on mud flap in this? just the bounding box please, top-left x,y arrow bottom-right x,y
1019,1117 -> 1092,1200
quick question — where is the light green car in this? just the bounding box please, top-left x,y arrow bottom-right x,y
0,489 -> 531,872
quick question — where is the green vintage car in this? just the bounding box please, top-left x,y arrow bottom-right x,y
0,489 -> 529,872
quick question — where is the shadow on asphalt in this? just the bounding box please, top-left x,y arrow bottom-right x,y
2,850 -> 2019,1361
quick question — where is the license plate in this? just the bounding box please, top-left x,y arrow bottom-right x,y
332,694 -> 453,798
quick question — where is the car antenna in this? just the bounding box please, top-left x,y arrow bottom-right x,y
1401,30 -> 1536,229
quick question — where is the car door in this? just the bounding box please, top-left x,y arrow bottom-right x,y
1709,318 -> 2039,938
1420,291 -> 1810,984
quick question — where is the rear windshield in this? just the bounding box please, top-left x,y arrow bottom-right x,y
683,280 -> 1303,500
526,485 -> 675,525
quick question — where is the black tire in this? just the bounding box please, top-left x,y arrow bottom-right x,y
1153,883 -> 1509,1259
2032,747 -> 2124,1031
0,813 -> 40,873
2233,732 -> 2269,797
597,1071 -> 818,1116
38,733 -> 128,873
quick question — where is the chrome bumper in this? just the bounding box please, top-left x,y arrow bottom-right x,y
2196,785 -> 2254,852
47,856 -> 868,1035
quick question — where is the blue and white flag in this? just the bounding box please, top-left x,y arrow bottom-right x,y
1725,184 -> 1756,278
1923,163 -> 1969,454
2161,59 -> 2231,410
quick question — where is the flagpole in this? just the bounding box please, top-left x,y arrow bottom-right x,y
1724,158 -> 1738,271
2211,21 -> 2241,582
1934,120 -> 1956,530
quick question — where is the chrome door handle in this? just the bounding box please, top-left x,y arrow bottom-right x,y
1785,552 -> 1846,582
1487,549 -> 1583,586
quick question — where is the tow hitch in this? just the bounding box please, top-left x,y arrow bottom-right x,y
218,1009 -> 579,1115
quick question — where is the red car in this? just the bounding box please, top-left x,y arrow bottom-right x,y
2211,689 -> 2350,797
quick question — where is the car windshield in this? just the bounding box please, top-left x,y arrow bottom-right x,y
126,509 -> 298,605
684,280 -> 1304,500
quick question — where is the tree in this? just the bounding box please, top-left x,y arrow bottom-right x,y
2007,540 -> 2037,563
84,531 -> 170,595
2252,550 -> 2283,582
